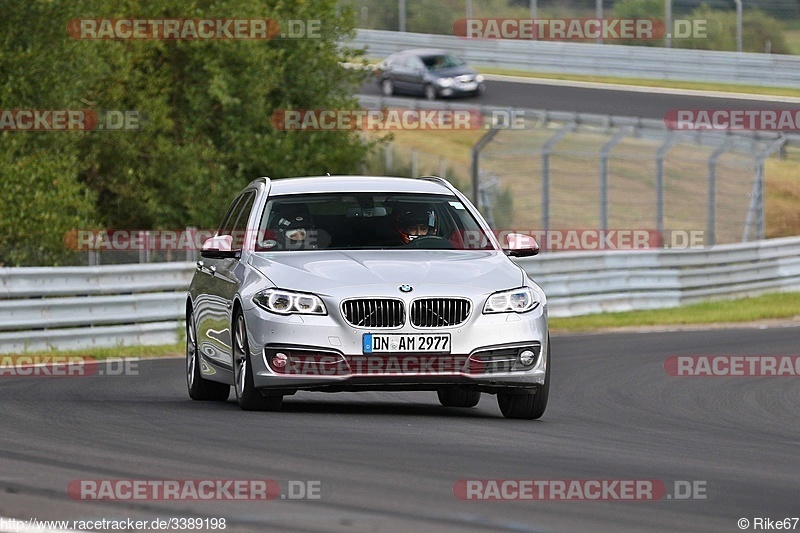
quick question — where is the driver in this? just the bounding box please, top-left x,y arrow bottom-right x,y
265,204 -> 329,249
395,206 -> 437,244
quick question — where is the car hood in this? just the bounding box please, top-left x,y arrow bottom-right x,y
248,250 -> 524,295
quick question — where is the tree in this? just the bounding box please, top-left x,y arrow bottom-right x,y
0,0 -> 374,265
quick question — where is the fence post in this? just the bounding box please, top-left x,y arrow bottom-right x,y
385,143 -> 393,172
707,137 -> 732,247
540,123 -> 576,233
470,127 -> 500,209
655,133 -> 678,240
599,128 -> 631,243
744,138 -> 785,241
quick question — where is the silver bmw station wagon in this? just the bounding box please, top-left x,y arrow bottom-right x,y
186,176 -> 550,419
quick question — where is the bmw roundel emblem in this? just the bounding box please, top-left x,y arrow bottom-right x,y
399,284 -> 413,293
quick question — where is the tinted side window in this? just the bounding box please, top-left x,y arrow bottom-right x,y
230,192 -> 256,249
218,195 -> 244,236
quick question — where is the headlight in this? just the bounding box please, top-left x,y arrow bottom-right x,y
253,289 -> 326,315
437,77 -> 454,87
483,287 -> 539,314
476,74 -> 485,83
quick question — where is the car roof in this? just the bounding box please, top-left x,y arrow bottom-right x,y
391,49 -> 449,57
263,176 -> 456,196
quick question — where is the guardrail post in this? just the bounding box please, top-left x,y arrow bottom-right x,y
540,122 -> 576,233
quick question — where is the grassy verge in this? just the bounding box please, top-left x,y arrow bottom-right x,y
0,343 -> 183,361
550,292 -> 800,333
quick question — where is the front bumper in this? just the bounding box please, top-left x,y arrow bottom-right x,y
243,302 -> 547,393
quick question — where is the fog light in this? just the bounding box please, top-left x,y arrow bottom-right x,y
272,352 -> 288,368
518,350 -> 536,366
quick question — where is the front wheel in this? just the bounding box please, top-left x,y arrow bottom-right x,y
497,337 -> 550,419
437,388 -> 481,408
233,313 -> 282,411
186,310 -> 230,401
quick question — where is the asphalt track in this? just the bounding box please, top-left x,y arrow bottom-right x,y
358,77 -> 800,119
1,326 -> 799,532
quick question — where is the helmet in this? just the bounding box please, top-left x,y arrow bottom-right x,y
396,206 -> 437,244
273,204 -> 314,245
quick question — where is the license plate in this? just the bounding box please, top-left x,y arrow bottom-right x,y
459,82 -> 477,91
363,333 -> 451,354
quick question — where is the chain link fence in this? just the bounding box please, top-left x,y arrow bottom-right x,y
476,121 -> 783,245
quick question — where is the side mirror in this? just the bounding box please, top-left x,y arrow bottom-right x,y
503,233 -> 539,257
201,234 -> 237,259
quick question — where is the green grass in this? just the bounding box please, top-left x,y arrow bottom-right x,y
1,343 -> 183,361
786,29 -> 800,55
550,292 -> 800,332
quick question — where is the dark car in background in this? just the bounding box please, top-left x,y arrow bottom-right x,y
374,49 -> 486,100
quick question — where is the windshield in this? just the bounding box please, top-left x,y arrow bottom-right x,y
256,193 -> 495,251
421,54 -> 465,70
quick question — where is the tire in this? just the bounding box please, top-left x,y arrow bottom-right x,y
497,337 -> 550,419
437,388 -> 481,408
381,78 -> 394,96
233,312 -> 283,411
424,84 -> 437,101
186,310 -> 230,402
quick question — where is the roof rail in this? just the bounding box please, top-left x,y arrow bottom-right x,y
420,175 -> 457,193
250,176 -> 270,187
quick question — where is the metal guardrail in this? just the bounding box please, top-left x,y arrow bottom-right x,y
0,263 -> 192,353
1,237 -> 799,353
352,29 -> 800,89
518,236 -> 800,317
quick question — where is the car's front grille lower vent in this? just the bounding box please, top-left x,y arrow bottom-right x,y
410,298 -> 471,328
341,299 -> 405,328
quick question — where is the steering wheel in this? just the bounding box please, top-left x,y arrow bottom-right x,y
405,235 -> 454,249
